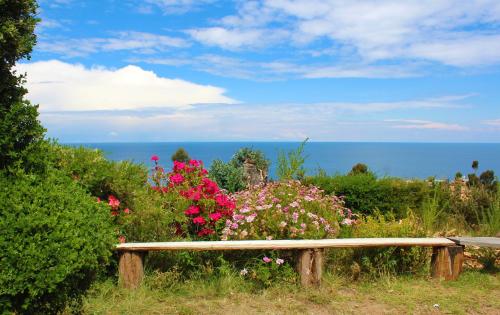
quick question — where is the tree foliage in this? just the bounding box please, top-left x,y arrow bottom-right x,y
0,0 -> 45,171
171,148 -> 190,163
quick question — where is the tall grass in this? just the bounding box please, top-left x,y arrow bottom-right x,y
420,186 -> 445,234
478,189 -> 500,236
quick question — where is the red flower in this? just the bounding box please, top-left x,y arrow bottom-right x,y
108,195 -> 120,209
111,211 -> 119,216
202,178 -> 219,194
97,197 -> 101,203
118,235 -> 126,243
193,216 -> 206,225
189,159 -> 201,167
197,228 -> 215,236
208,212 -> 222,221
184,205 -> 200,216
173,160 -> 186,171
124,208 -> 131,214
151,155 -> 159,161
169,173 -> 185,185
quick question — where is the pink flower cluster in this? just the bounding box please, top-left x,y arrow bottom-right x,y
150,155 -> 235,238
221,180 -> 356,240
97,195 -> 131,243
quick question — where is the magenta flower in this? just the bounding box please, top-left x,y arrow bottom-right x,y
151,155 -> 159,161
209,212 -> 222,221
263,256 -> 272,263
169,173 -> 185,184
193,216 -> 206,225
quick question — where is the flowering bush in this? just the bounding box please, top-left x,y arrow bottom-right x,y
222,180 -> 356,240
150,156 -> 235,239
239,252 -> 296,287
97,195 -> 131,243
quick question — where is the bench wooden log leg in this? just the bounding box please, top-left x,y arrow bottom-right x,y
119,251 -> 145,289
431,245 -> 464,280
296,249 -> 324,287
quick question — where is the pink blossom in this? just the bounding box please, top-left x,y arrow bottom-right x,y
184,205 -> 200,216
169,173 -> 185,185
189,159 -> 201,167
209,212 -> 222,221
151,155 -> 159,161
263,256 -> 272,263
292,212 -> 299,223
246,214 -> 256,223
173,161 -> 186,171
124,208 -> 131,214
193,216 -> 206,225
108,195 -> 120,209
276,258 -> 284,265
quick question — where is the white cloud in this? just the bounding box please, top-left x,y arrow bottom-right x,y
188,0 -> 500,67
39,95 -> 473,142
38,31 -> 188,57
134,55 -> 419,79
385,119 -> 468,131
141,0 -> 214,14
483,119 -> 500,126
16,60 -> 236,111
187,27 -> 288,50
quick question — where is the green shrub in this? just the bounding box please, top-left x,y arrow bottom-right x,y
231,147 -> 270,172
209,148 -> 269,192
304,173 -> 429,217
171,148 -> 190,163
0,171 -> 115,314
50,144 -> 148,210
209,159 -> 246,193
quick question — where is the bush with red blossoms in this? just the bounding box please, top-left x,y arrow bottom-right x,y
150,156 -> 235,239
98,194 -> 131,243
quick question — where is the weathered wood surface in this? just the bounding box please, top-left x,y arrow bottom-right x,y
296,249 -> 323,287
448,237 -> 500,248
118,251 -> 145,289
115,238 -> 455,251
431,245 -> 464,280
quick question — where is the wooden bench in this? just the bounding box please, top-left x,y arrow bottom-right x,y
447,237 -> 500,248
116,238 -> 464,289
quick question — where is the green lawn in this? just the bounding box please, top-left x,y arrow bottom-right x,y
81,270 -> 499,315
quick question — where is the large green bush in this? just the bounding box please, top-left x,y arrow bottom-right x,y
304,173 -> 430,217
49,144 -> 148,209
0,172 -> 115,314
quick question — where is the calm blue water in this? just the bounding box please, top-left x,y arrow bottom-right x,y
69,142 -> 500,179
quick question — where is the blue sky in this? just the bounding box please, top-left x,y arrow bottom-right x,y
19,0 -> 500,142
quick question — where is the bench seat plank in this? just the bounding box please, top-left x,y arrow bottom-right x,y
448,237 -> 500,248
116,237 -> 455,251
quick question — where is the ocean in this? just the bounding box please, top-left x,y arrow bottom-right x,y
70,142 -> 500,180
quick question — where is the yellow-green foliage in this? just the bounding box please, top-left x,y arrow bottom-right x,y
332,213 -> 428,278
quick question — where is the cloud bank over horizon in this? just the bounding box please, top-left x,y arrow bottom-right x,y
27,0 -> 500,142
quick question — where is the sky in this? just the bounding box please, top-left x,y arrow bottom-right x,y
18,0 -> 500,142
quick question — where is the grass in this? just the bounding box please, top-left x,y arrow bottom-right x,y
81,270 -> 499,315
